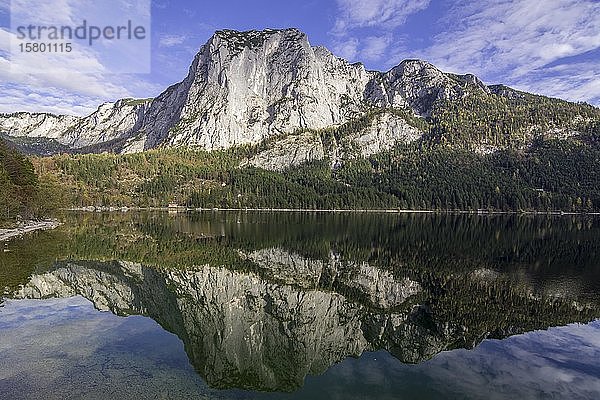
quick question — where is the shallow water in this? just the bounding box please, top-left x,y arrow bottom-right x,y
1,212 -> 599,399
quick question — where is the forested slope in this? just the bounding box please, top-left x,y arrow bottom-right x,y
15,79 -> 600,214
0,139 -> 61,224
31,135 -> 600,212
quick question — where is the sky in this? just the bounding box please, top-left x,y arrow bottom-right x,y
0,0 -> 599,116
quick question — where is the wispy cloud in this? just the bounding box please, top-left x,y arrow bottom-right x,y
0,0 -> 162,115
361,35 -> 393,61
332,37 -> 359,60
0,28 -> 127,114
332,0 -> 430,35
411,0 -> 600,104
330,0 -> 429,63
159,34 -> 187,47
421,0 -> 600,76
512,62 -> 600,105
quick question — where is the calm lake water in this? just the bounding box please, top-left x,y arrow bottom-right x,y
1,212 -> 599,399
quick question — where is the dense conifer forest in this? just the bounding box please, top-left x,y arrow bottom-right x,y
0,139 -> 60,223
27,137 -> 600,213
2,91 -> 600,220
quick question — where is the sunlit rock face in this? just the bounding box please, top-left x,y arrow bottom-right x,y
241,248 -> 422,309
0,100 -> 150,151
142,29 -> 370,150
245,112 -> 423,171
0,113 -> 79,142
244,131 -> 327,172
166,265 -> 368,391
1,28 -> 494,157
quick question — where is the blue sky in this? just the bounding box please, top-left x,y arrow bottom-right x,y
0,0 -> 599,115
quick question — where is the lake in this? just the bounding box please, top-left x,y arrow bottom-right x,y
1,212 -> 599,399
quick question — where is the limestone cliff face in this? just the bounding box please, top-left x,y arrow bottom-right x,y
366,60 -> 489,115
241,247 -> 422,309
243,131 -> 326,172
0,112 -> 79,142
0,99 -> 150,151
140,29 -> 371,150
1,28 -> 490,160
246,112 -> 423,171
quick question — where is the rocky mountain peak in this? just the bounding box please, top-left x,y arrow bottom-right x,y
396,59 -> 444,76
193,28 -> 311,71
1,27 -> 556,158
192,27 -> 313,79
134,27 -> 371,151
365,59 -> 495,115
212,28 -> 305,49
488,84 -> 525,100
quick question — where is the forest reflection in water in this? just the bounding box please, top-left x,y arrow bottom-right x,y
1,211 -> 599,398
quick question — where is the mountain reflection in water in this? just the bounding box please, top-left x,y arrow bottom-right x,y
1,212 -> 599,395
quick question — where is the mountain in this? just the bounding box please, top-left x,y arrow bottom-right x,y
1,28 -> 438,155
0,98 -> 151,155
4,28 -> 600,213
4,27 -> 596,162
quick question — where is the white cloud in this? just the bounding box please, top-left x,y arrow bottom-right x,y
159,34 -> 187,47
332,37 -> 359,60
333,34 -> 393,63
10,0 -> 76,26
512,62 -> 600,105
0,86 -> 102,115
8,0 -> 151,74
0,27 -> 130,115
0,0 -> 161,116
361,35 -> 392,61
332,0 -> 430,35
422,0 -> 600,77
330,1 -> 427,63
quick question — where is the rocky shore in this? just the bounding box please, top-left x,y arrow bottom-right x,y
0,220 -> 61,242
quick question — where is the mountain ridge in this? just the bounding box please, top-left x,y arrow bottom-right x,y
4,27 -> 593,159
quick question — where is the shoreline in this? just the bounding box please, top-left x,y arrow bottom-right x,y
64,207 -> 600,216
0,220 -> 62,242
